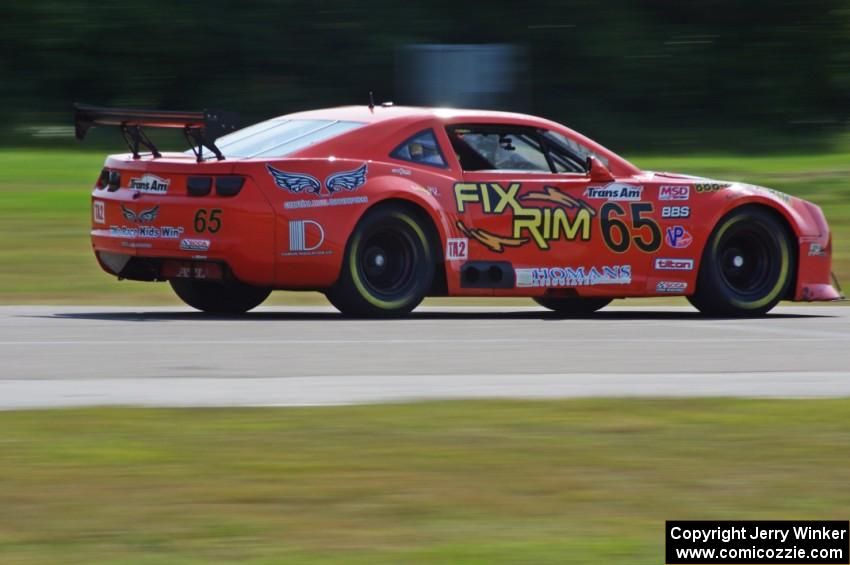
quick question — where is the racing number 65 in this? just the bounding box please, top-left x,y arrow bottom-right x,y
600,202 -> 661,253
194,209 -> 222,233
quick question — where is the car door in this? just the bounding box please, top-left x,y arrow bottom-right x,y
447,123 -> 647,295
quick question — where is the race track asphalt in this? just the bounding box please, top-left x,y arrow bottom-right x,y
0,305 -> 848,409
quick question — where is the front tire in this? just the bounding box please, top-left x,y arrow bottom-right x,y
688,207 -> 793,316
326,205 -> 435,317
170,278 -> 271,314
533,296 -> 612,316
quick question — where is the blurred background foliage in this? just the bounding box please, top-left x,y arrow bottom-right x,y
1,0 -> 849,152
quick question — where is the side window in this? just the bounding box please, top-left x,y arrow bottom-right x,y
448,126 -> 552,172
390,129 -> 448,168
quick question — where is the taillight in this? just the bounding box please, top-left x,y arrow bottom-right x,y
216,176 -> 244,196
96,168 -> 108,189
107,171 -> 121,191
187,176 -> 245,197
187,177 -> 212,196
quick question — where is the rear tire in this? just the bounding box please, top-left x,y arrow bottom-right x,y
170,278 -> 271,314
688,207 -> 793,316
533,296 -> 612,316
326,205 -> 435,317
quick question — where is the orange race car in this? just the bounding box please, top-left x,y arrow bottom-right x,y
75,103 -> 841,316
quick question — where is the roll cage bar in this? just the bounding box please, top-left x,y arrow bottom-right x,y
446,124 -> 588,173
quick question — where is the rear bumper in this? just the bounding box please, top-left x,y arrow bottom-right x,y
90,161 -> 276,286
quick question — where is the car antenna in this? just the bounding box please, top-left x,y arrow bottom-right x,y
368,91 -> 375,111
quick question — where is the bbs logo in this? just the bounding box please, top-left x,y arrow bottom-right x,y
661,206 -> 690,219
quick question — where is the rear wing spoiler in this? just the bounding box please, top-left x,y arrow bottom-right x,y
73,103 -> 239,162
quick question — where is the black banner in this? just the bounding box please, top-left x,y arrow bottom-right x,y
666,521 -> 849,564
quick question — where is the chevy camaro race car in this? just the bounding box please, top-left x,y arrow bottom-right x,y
74,103 -> 841,316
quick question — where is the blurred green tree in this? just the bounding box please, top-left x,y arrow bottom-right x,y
0,0 -> 847,151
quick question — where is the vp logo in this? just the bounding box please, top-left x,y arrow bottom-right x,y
665,226 -> 693,249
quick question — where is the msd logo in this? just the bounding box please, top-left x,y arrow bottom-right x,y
659,185 -> 690,201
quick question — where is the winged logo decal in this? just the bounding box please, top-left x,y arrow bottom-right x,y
121,205 -> 137,223
266,165 -> 322,195
120,205 -> 160,224
324,163 -> 368,194
267,162 -> 368,197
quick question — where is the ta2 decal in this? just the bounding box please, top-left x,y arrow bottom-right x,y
446,238 -> 468,261
93,200 -> 105,224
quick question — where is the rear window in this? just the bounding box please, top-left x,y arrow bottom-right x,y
390,129 -> 448,168
192,118 -> 365,159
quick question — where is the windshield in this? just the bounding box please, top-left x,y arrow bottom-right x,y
190,118 -> 365,160
543,131 -> 609,168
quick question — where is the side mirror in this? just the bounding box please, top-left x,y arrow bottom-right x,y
586,156 -> 615,183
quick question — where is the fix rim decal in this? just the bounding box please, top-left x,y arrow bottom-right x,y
454,183 -> 596,252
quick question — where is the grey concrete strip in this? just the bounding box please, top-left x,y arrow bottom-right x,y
0,371 -> 848,410
0,305 -> 847,407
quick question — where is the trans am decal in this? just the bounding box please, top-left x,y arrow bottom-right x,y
516,265 -> 632,288
121,205 -> 159,224
128,174 -> 169,194
267,163 -> 368,197
583,183 -> 643,201
454,183 -> 595,252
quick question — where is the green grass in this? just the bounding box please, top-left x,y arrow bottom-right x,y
0,148 -> 847,304
0,399 -> 849,564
